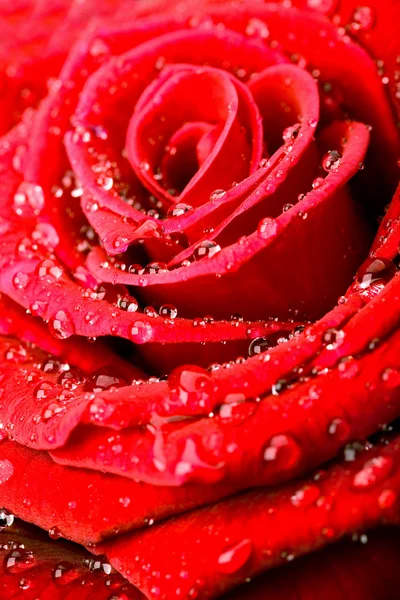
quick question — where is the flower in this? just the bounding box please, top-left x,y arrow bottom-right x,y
0,0 -> 399,597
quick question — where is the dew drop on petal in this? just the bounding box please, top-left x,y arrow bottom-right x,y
194,240 -> 221,260
378,489 -> 397,510
327,417 -> 351,442
36,258 -> 63,280
130,320 -> 153,343
0,508 -> 14,529
312,177 -> 325,189
217,539 -> 252,574
167,203 -> 193,217
4,549 -> 35,574
248,337 -> 272,357
352,455 -> 394,490
257,217 -> 277,239
117,297 -> 138,312
210,189 -> 226,202
322,150 -> 342,172
48,311 -> 75,339
356,257 -> 397,290
351,6 -> 375,31
52,561 -> 82,586
0,459 -> 14,484
263,434 -> 301,470
291,484 -> 321,508
159,304 -> 178,319
87,555 -> 112,576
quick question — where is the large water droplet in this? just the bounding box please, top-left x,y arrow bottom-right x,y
4,549 -> 35,574
48,311 -> 75,339
13,182 -> 45,217
159,304 -> 178,319
167,203 -> 193,217
263,434 -> 301,470
52,561 -> 82,586
322,150 -> 342,172
356,257 -> 397,290
193,240 -> 221,260
217,539 -> 252,574
249,337 -> 272,357
87,555 -> 112,576
352,455 -> 394,490
117,296 -> 138,312
291,484 -> 321,508
0,459 -> 14,484
168,365 -> 211,408
130,320 -> 152,343
36,258 -> 63,280
351,6 -> 375,31
0,508 -> 14,529
327,417 -> 351,442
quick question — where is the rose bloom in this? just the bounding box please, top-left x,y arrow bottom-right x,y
0,0 -> 399,597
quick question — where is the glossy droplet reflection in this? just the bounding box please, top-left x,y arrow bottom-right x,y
48,311 -> 75,339
356,257 -> 397,290
194,240 -> 221,260
0,508 -> 14,530
322,150 -> 342,172
352,455 -> 394,490
217,539 -> 252,574
248,337 -> 272,357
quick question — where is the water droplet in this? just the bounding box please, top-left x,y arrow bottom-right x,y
168,366 -> 211,407
117,297 -> 138,312
351,6 -> 375,31
4,549 -> 35,574
245,18 -> 269,39
322,150 -> 342,172
327,417 -> 351,442
194,240 -> 221,260
210,189 -> 227,201
36,258 -> 63,280
312,177 -> 325,189
52,561 -> 82,586
0,508 -> 14,530
85,367 -> 127,392
378,489 -> 397,510
352,455 -> 394,490
130,320 -> 153,343
87,555 -> 112,576
57,368 -> 85,390
263,434 -> 301,470
48,526 -> 62,539
282,203 -> 294,212
42,402 -> 66,422
159,304 -> 178,319
322,328 -> 345,349
112,236 -> 130,252
12,271 -> 29,290
167,203 -> 193,217
248,337 -> 272,357
89,37 -> 110,57
48,311 -> 75,339
283,123 -> 301,144
0,459 -> 14,484
4,344 -> 28,364
143,262 -> 168,275
13,182 -> 45,216
291,484 -> 320,507
257,217 -> 277,239
34,381 -> 56,401
217,539 -> 252,574
356,257 -> 397,290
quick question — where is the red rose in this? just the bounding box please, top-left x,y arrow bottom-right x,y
0,0 -> 399,597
